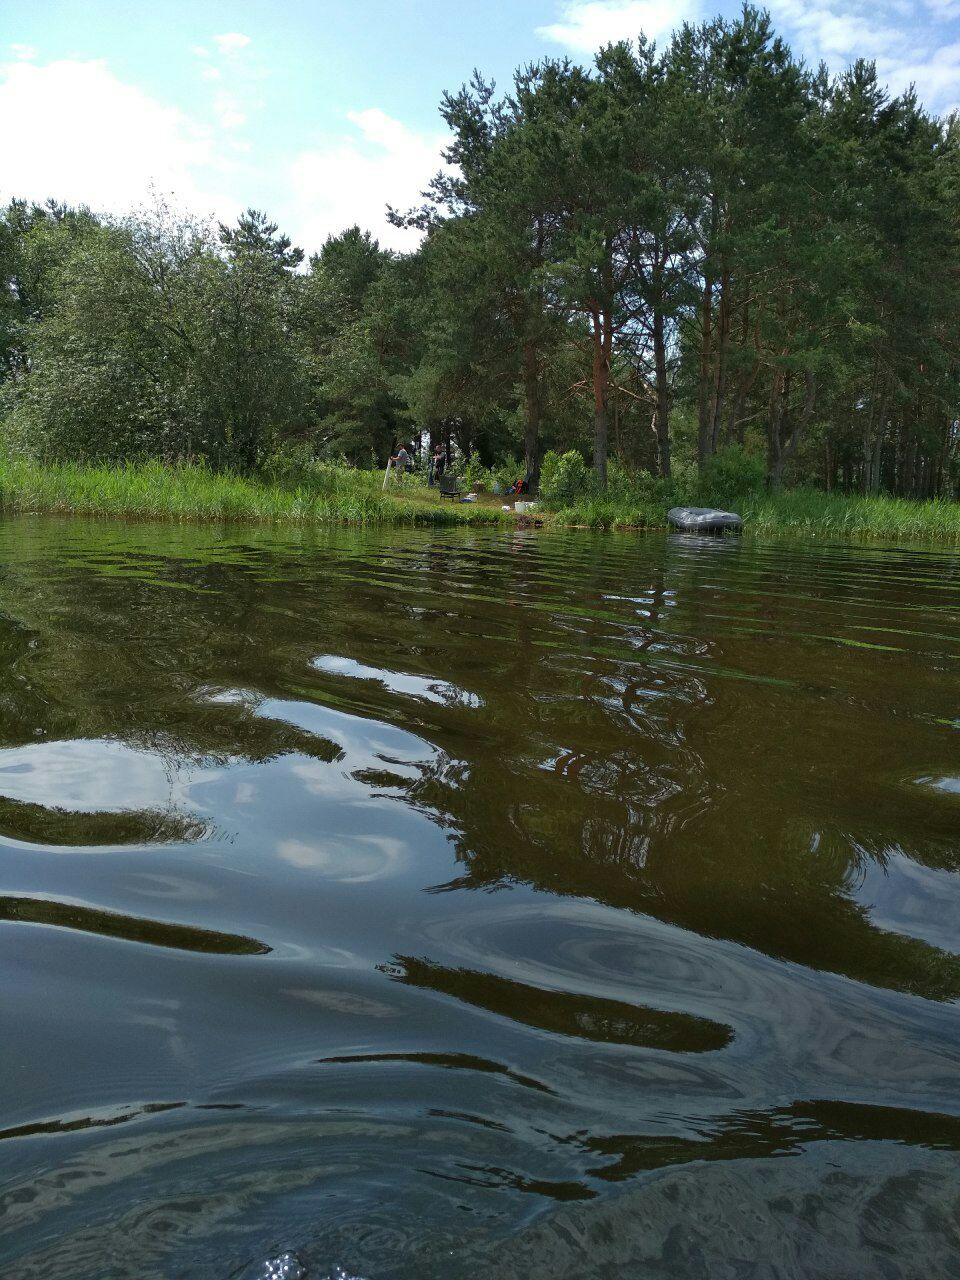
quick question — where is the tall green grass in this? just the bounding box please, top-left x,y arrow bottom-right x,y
0,457 -> 957,541
551,485 -> 960,541
551,497 -> 665,530
0,458 -> 505,527
742,487 -> 960,542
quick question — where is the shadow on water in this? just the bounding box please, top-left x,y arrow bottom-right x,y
0,517 -> 958,1278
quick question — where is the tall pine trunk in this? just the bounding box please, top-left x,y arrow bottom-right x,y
697,195 -> 719,468
591,310 -> 609,488
768,368 -> 816,489
696,271 -> 714,466
708,268 -> 731,452
590,242 -> 614,490
522,340 -> 542,489
652,306 -> 671,480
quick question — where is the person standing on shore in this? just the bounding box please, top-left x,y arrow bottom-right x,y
429,444 -> 445,486
391,444 -> 412,474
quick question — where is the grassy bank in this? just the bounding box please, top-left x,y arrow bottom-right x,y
0,458 -> 958,543
0,458 -> 505,527
551,486 -> 960,542
740,487 -> 960,542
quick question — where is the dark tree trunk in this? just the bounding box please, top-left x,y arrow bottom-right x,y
591,303 -> 611,489
697,271 -> 714,466
724,305 -> 753,445
652,306 -> 671,480
709,270 -> 731,453
863,370 -> 887,495
522,340 -> 542,490
767,372 -> 787,489
697,196 -> 719,468
768,369 -> 816,489
870,429 -> 883,495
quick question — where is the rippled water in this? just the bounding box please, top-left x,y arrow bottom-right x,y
0,517 -> 958,1280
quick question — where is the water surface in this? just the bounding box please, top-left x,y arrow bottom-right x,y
0,517 -> 958,1279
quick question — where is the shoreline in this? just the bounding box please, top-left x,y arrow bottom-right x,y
1,460 -> 959,544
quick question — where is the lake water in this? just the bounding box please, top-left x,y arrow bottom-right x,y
0,516 -> 958,1280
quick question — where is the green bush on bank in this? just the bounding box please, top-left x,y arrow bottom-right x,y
539,448 -> 698,527
458,454 -> 525,494
697,445 -> 767,510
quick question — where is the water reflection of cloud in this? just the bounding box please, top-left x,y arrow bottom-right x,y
312,654 -> 483,709
255,695 -> 434,767
919,775 -> 960,795
275,835 -> 406,882
289,758 -> 368,803
282,987 -> 398,1018
858,850 -> 960,953
0,739 -> 222,815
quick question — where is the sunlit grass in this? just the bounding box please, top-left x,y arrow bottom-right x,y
551,485 -> 960,541
741,488 -> 960,542
551,497 -> 664,530
1,459 -> 958,541
0,459 -> 505,527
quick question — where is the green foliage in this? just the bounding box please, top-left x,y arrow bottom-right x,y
697,445 -> 767,509
460,454 -> 490,490
2,201 -> 312,471
540,450 -> 593,505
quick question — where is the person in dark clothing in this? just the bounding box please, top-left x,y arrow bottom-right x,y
429,445 -> 446,486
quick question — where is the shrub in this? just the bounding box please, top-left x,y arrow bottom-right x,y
260,442 -> 318,487
698,445 -> 766,509
460,455 -> 491,490
540,450 -> 592,506
492,456 -> 523,494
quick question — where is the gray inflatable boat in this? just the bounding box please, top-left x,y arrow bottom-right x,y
667,506 -> 743,534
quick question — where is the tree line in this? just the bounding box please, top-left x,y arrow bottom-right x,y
2,5 -> 958,496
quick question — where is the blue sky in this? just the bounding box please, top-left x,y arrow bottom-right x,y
2,0 -> 958,254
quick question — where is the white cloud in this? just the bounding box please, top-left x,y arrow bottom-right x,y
877,40 -> 960,112
9,43 -> 36,61
288,108 -> 447,252
537,0 -> 698,51
213,89 -> 246,128
542,0 -> 960,117
0,56 -> 236,219
0,55 -> 444,256
213,32 -> 251,54
769,0 -> 960,114
769,0 -> 901,62
191,32 -> 260,129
